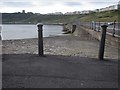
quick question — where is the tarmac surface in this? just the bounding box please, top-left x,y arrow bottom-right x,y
2,54 -> 118,88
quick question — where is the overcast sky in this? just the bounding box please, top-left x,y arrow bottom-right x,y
0,0 -> 119,14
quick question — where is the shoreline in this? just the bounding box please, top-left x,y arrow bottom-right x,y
2,34 -> 71,41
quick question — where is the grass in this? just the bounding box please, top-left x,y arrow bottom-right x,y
78,10 -> 119,22
46,10 -> 119,23
2,10 -> 119,24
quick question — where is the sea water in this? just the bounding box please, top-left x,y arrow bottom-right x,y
1,24 -> 63,40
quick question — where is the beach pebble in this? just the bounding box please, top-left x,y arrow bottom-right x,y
2,36 -> 118,60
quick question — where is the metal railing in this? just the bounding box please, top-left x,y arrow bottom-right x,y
78,20 -> 120,37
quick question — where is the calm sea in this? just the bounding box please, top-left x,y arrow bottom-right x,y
1,24 -> 63,40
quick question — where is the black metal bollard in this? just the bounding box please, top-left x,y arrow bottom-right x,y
94,21 -> 96,31
71,25 -> 76,33
91,22 -> 93,30
98,24 -> 108,60
98,21 -> 100,32
112,20 -> 116,37
37,24 -> 44,56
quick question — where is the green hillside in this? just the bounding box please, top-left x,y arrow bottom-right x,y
79,10 -> 119,22
2,10 -> 119,24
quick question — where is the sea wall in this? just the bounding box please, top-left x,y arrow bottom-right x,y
65,23 -> 119,49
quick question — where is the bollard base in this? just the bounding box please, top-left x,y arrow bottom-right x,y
38,54 -> 46,57
99,58 -> 104,60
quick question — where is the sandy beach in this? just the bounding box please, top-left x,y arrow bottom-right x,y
2,33 -> 118,60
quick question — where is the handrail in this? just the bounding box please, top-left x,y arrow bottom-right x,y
78,21 -> 120,37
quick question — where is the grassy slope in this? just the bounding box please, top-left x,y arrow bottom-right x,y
78,10 -> 119,22
43,10 -> 119,23
23,14 -> 83,24
2,10 -> 119,24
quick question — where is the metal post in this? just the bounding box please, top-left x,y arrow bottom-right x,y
113,20 -> 116,37
94,21 -> 96,31
89,22 -> 91,29
71,25 -> 76,33
91,22 -> 93,30
37,24 -> 44,56
98,21 -> 100,32
98,24 -> 108,60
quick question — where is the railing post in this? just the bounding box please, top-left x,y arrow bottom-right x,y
94,21 -> 96,31
37,23 -> 44,56
98,21 -> 100,32
112,20 -> 116,37
89,22 -> 91,29
98,24 -> 108,60
92,21 -> 94,30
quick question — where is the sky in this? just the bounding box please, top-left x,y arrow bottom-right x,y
0,0 -> 119,14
